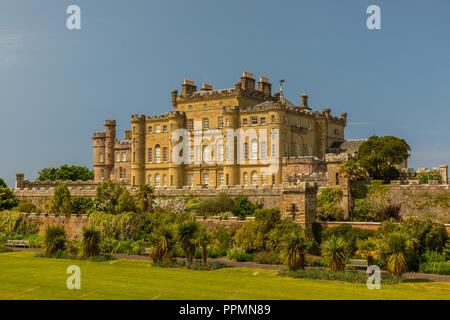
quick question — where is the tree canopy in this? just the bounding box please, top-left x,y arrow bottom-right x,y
37,165 -> 94,181
0,177 -> 7,188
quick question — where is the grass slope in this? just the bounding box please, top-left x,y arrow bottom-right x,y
0,252 -> 449,300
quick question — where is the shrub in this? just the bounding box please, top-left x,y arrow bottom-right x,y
50,183 -> 73,216
305,255 -> 329,267
82,226 -> 101,257
26,235 -> 43,248
233,195 -> 261,218
148,226 -> 176,262
278,269 -> 404,284
116,189 -> 137,213
176,220 -> 199,264
416,170 -> 442,184
0,187 -> 19,211
14,200 -> 36,213
226,247 -> 253,262
281,228 -> 314,270
72,197 -> 93,215
67,240 -> 82,255
419,262 -> 450,275
93,180 -> 126,214
378,231 -> 418,276
316,188 -> 344,221
421,250 -> 447,263
353,199 -> 369,222
88,211 -> 143,241
212,225 -> 235,251
0,245 -> 13,253
253,251 -> 282,265
321,235 -> 349,271
42,225 -> 67,256
321,224 -> 374,256
400,219 -> 448,255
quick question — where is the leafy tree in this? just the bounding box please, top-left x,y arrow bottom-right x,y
136,184 -> 154,212
416,170 -> 442,184
233,195 -> 261,218
82,226 -> 101,257
0,186 -> 19,211
37,165 -> 94,181
71,197 -> 93,215
15,200 -> 37,213
176,220 -> 199,264
116,188 -> 137,213
316,187 -> 344,221
0,177 -> 7,188
357,136 -> 410,183
50,183 -> 73,216
321,235 -> 349,271
93,180 -> 125,214
281,228 -> 314,271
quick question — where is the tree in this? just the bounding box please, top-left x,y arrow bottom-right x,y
148,226 -> 175,262
0,186 -> 19,211
197,226 -> 212,265
356,238 -> 378,266
93,180 -> 124,214
0,177 -> 7,188
357,136 -> 410,183
233,195 -> 261,218
321,235 -> 349,271
281,228 -> 314,271
316,187 -> 344,221
416,170 -> 442,184
116,188 -> 137,213
82,226 -> 100,257
37,165 -> 94,181
136,184 -> 154,213
176,220 -> 199,264
50,183 -> 73,216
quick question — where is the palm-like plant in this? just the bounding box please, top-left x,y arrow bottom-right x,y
82,226 -> 100,257
42,224 -> 67,256
379,231 -> 418,276
137,184 -> 155,213
176,220 -> 199,264
321,235 -> 349,271
196,226 -> 212,265
282,228 -> 314,271
356,238 -> 378,266
149,226 -> 175,262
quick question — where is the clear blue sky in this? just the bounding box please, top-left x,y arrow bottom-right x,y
1,0 -> 449,187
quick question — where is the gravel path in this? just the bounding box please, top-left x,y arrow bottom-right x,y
7,247 -> 450,283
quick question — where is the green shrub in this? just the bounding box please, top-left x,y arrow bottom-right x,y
416,170 -> 442,184
419,262 -> 450,275
212,225 -> 235,251
316,187 -> 344,221
305,255 -> 329,267
0,211 -> 23,233
321,235 -> 349,271
278,269 -> 404,284
99,238 -> 119,254
50,183 -> 73,216
421,250 -> 447,263
0,187 -> 19,211
114,240 -> 133,254
67,240 -> 82,255
88,211 -> 143,241
233,195 -> 261,218
131,239 -> 146,255
82,226 -> 101,257
72,197 -> 93,215
26,235 -> 43,248
321,224 -> 374,255
0,245 -> 13,253
253,251 -> 282,264
42,225 -> 67,256
14,200 -> 36,213
353,199 -> 370,222
226,247 -> 253,262
400,219 -> 448,255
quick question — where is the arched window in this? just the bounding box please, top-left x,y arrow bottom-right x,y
155,145 -> 161,163
243,172 -> 248,185
155,174 -> 161,187
251,171 -> 258,185
163,174 -> 167,187
148,174 -> 152,185
250,138 -> 258,160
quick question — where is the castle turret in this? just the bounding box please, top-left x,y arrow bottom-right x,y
131,115 -> 146,186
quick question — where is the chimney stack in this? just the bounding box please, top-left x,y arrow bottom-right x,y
258,76 -> 271,96
240,71 -> 255,91
181,79 -> 197,96
201,83 -> 213,91
300,93 -> 310,109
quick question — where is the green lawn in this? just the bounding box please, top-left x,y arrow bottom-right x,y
0,251 -> 449,300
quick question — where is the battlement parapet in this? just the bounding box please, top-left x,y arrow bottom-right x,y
389,180 -> 450,194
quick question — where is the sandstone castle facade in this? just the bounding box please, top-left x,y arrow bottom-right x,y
93,71 -> 348,189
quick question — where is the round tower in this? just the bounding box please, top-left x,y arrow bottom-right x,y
131,115 -> 146,186
104,120 -> 116,180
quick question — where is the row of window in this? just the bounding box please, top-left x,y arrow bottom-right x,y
147,145 -> 167,163
99,168 -> 127,180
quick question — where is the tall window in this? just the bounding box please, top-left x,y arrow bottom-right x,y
100,169 -> 104,179
243,172 -> 248,185
260,141 -> 267,159
225,119 -> 230,127
202,118 -> 209,129
250,139 -> 258,160
163,125 -> 167,132
189,146 -> 194,163
296,119 -> 301,128
242,118 -> 248,126
155,145 -> 161,163
261,173 -> 265,185
202,145 -> 210,162
133,152 -> 135,163
148,174 -> 152,185
251,171 -> 258,185
219,173 -> 224,186
155,174 -> 161,187
148,148 -> 152,163
123,169 -> 126,179
271,115 -> 275,123
218,116 -> 224,128
187,119 -> 194,131
187,174 -> 194,187
116,153 -> 120,162
260,117 -> 266,125
243,142 -> 248,160
122,152 -> 126,161
296,144 -> 301,157
226,174 -> 229,185
155,124 -> 161,133
119,167 -> 123,179
148,126 -> 152,133
308,121 -> 312,130
218,144 -> 224,162
251,116 -> 257,125
99,153 -> 104,163
163,174 -> 167,187
203,173 -> 209,186
272,173 -> 275,185
170,175 -> 174,186
284,143 -> 289,157
163,147 -> 167,163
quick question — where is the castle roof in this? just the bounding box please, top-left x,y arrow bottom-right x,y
329,139 -> 367,152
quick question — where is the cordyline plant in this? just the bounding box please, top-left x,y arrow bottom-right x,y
281,228 -> 314,271
321,235 -> 349,271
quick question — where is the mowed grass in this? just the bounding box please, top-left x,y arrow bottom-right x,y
0,251 -> 449,300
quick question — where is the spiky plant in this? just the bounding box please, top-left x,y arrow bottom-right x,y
137,184 -> 155,213
321,235 -> 349,271
42,224 -> 67,256
282,228 -> 314,271
82,226 -> 101,257
379,231 -> 418,276
148,226 -> 175,262
356,238 -> 378,266
176,220 -> 199,264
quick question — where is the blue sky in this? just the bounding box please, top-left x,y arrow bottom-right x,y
0,0 -> 449,187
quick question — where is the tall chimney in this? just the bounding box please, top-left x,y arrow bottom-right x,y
258,76 -> 271,96
201,83 -> 213,91
300,93 -> 310,109
240,71 -> 255,91
181,79 -> 197,96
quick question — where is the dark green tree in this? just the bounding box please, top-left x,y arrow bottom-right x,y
50,183 -> 73,216
37,165 -> 94,181
93,180 -> 125,214
0,186 -> 19,211
0,177 -> 7,188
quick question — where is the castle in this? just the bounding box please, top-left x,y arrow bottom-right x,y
93,71 -> 349,189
